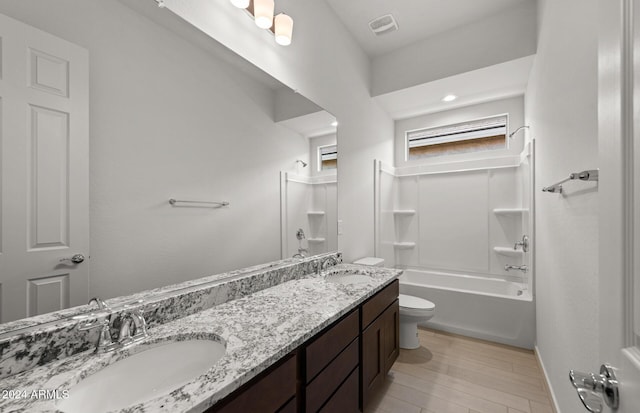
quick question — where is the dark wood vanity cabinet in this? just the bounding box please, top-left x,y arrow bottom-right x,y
361,281 -> 400,409
303,309 -> 360,413
208,280 -> 399,413
207,353 -> 297,413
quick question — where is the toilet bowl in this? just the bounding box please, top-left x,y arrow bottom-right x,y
399,293 -> 435,349
353,257 -> 436,350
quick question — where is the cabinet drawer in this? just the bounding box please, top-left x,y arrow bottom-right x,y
306,338 -> 359,413
319,367 -> 360,413
362,280 -> 399,329
305,309 -> 359,382
277,396 -> 297,413
211,354 -> 297,413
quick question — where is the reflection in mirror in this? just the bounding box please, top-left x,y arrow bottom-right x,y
0,0 -> 337,328
276,104 -> 338,259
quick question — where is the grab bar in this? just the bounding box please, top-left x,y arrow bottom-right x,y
169,199 -> 229,207
542,170 -> 598,194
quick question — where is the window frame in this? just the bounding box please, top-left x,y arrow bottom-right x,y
317,143 -> 337,172
404,113 -> 510,162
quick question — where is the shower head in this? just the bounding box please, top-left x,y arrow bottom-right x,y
509,125 -> 530,138
296,159 -> 308,167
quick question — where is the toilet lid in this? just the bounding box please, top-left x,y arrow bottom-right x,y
399,294 -> 435,310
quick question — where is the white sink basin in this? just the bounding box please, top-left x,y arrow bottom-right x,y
322,268 -> 374,284
58,338 -> 225,413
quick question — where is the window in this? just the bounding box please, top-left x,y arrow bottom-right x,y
319,144 -> 337,170
406,115 -> 508,160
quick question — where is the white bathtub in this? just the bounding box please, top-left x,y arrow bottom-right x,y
398,269 -> 535,349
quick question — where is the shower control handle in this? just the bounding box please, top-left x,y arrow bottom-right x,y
569,364 -> 619,412
514,235 -> 529,252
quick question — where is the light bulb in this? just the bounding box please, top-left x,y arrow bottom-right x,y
275,14 -> 293,46
230,0 -> 250,8
254,0 -> 275,29
442,94 -> 457,102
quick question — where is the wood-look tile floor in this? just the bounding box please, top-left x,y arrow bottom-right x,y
365,328 -> 556,413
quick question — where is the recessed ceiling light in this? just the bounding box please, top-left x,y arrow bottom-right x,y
442,94 -> 457,102
331,121 -> 338,127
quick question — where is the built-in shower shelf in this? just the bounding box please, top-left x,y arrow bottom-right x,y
307,211 -> 325,216
393,242 -> 416,250
393,209 -> 416,216
493,247 -> 525,257
307,238 -> 326,243
493,208 -> 529,215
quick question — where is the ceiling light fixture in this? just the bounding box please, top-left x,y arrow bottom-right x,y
274,13 -> 294,46
254,0 -> 275,29
230,0 -> 250,8
331,121 -> 338,127
229,0 -> 294,46
442,94 -> 457,102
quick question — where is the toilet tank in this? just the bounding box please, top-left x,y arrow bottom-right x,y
353,257 -> 385,267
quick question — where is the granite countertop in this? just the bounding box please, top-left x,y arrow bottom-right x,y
0,264 -> 401,413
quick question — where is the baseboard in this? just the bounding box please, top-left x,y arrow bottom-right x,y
534,345 -> 561,413
422,321 -> 534,350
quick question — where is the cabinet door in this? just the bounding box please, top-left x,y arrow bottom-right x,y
383,300 -> 400,374
362,315 -> 384,408
209,354 -> 297,413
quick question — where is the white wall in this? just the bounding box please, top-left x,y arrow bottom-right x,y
525,0 -> 599,411
0,0 -> 311,299
371,2 -> 537,97
161,0 -> 395,263
274,87 -> 323,123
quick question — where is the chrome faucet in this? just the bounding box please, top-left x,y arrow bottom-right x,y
78,304 -> 148,352
117,309 -> 148,346
317,255 -> 339,275
79,316 -> 114,353
78,297 -> 114,352
505,264 -> 528,273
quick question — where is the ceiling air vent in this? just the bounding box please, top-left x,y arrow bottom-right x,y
369,14 -> 399,36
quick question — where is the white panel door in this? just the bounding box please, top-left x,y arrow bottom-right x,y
0,13 -> 89,323
588,0 -> 640,412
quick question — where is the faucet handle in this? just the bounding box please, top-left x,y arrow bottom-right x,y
513,235 -> 530,252
117,309 -> 148,343
117,315 -> 134,342
88,297 -> 110,311
78,316 -> 109,331
132,308 -> 148,337
77,316 -> 114,351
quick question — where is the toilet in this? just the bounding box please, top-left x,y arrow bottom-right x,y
398,293 -> 435,349
353,257 -> 436,350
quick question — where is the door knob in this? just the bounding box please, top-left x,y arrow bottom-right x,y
569,364 -> 619,412
60,254 -> 85,264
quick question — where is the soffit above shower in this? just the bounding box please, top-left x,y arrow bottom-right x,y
324,0 -> 533,58
374,55 -> 534,120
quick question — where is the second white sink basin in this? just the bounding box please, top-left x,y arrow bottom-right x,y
58,338 -> 225,413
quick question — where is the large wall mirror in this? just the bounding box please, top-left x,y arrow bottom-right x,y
0,0 -> 337,326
